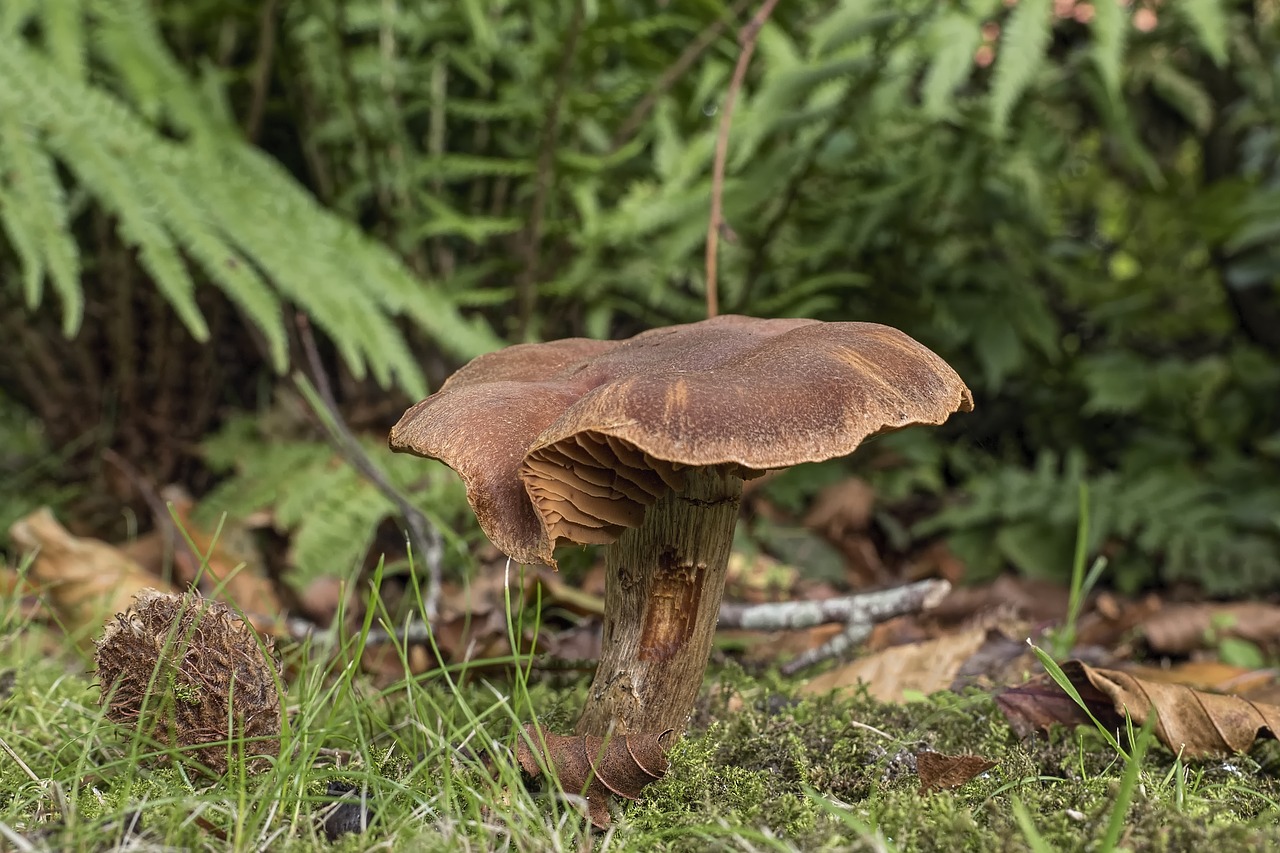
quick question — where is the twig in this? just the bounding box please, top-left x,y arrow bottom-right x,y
779,619 -> 875,675
293,314 -> 445,621
705,0 -> 780,319
515,0 -> 585,339
611,0 -> 752,152
717,579 -> 952,675
717,579 -> 951,629
0,735 -> 40,783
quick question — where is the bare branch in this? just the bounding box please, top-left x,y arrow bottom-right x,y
293,313 -> 445,621
705,0 -> 781,318
717,579 -> 952,674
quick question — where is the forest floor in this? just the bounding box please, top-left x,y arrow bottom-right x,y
3,575 -> 1280,853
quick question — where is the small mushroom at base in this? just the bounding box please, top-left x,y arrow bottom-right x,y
390,315 -> 972,736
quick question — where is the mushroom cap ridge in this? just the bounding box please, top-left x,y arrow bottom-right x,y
389,315 -> 973,567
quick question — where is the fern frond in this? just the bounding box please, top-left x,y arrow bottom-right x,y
130,148 -> 285,362
444,98 -> 538,122
414,154 -> 536,183
0,4 -> 504,391
459,0 -> 498,55
810,0 -> 887,58
1148,62 -> 1214,134
93,0 -> 221,134
1178,0 -> 1229,66
201,417 -> 471,587
289,469 -> 391,579
38,0 -> 86,81
9,53 -> 212,342
1089,0 -> 1127,101
921,12 -> 982,117
990,0 -> 1053,134
0,115 -> 82,331
416,194 -> 523,242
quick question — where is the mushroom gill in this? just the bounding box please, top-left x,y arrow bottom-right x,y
521,432 -> 688,547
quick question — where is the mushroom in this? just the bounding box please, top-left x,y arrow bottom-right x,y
389,315 -> 972,736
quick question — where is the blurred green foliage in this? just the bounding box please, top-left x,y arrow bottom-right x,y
2,0 -> 1278,593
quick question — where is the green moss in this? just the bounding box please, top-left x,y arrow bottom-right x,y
617,676 -> 1280,851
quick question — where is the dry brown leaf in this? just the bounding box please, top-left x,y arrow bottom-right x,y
1125,661 -> 1278,696
803,478 -> 884,585
115,530 -> 171,579
804,477 -> 876,537
516,724 -> 672,830
905,540 -> 967,585
996,671 -> 1115,740
1072,592 -> 1163,651
1140,603 -> 1280,655
930,576 -> 1069,626
8,507 -> 177,639
997,659 -> 1280,758
916,751 -> 997,793
801,626 -> 987,702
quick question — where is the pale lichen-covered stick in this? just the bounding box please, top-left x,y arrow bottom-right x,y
390,315 -> 972,736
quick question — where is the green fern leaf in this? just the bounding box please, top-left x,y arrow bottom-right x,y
416,194 -> 523,242
1,39 -> 212,341
1178,0 -> 1229,66
990,0 -> 1053,134
414,154 -> 536,183
1089,0 -> 1127,101
290,473 -> 392,581
922,12 -> 982,117
96,0 -> 223,136
1149,62 -> 1214,134
0,0 -> 38,36
0,116 -> 82,332
47,123 -> 211,343
459,0 -> 498,54
131,148 -> 287,367
810,0 -> 887,57
38,0 -> 86,81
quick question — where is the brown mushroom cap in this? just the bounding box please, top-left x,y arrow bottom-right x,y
389,315 -> 973,567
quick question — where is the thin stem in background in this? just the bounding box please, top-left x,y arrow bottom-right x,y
293,313 -> 444,622
705,0 -> 780,319
515,0 -> 585,340
610,0 -> 752,152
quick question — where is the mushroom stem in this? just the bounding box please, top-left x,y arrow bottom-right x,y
575,466 -> 743,736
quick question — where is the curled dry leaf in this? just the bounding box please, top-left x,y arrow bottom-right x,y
515,724 -> 673,829
804,477 -> 876,538
916,751 -> 997,793
9,507 -> 176,639
997,660 -> 1280,759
